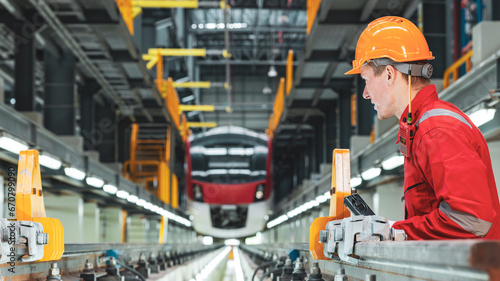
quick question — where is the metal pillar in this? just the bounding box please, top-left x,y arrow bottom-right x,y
94,103 -> 117,162
307,135 -> 316,174
79,82 -> 99,151
296,149 -> 305,188
141,15 -> 157,52
422,0 -> 447,78
44,49 -> 76,135
325,102 -> 336,163
83,202 -> 100,243
14,22 -> 35,111
44,193 -> 84,243
101,207 -> 125,243
338,90 -> 351,149
169,126 -> 176,207
118,118 -> 132,163
494,0 -> 500,20
356,77 -> 373,136
310,117 -> 325,170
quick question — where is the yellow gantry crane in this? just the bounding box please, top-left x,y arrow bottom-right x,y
116,0 -> 228,35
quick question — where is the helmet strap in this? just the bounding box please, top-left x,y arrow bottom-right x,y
408,74 -> 412,125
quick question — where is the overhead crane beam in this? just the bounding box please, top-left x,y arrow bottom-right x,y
187,122 -> 218,128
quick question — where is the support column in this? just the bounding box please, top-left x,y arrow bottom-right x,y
422,0 -> 447,78
337,90 -> 351,149
296,149 -> 305,188
324,102 -> 336,163
494,0 -> 500,21
83,202 -> 100,243
44,194 -> 84,243
146,217 -> 160,243
128,214 -> 147,243
101,207 -> 125,243
355,77 -> 373,136
14,22 -> 36,112
79,82 -> 99,151
140,15 -> 157,51
118,118 -> 132,163
44,49 -> 76,135
169,126 -> 176,207
94,103 -> 117,162
306,137 -> 315,175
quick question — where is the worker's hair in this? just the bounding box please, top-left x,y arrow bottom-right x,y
366,60 -> 431,88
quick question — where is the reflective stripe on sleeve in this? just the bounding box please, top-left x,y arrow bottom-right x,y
416,109 -> 472,129
439,201 -> 492,237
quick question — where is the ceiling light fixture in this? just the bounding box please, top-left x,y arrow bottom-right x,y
64,167 -> 86,181
86,176 -> 104,188
39,153 -> 62,170
469,108 -> 495,127
267,66 -> 277,77
0,135 -> 29,154
361,167 -> 382,181
116,190 -> 130,199
382,155 -> 405,170
103,184 -> 118,194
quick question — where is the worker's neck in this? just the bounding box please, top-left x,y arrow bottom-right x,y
395,84 -> 427,120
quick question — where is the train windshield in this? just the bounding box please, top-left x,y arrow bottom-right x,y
189,132 -> 268,184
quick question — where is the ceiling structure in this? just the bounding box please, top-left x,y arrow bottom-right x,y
0,0 -> 453,208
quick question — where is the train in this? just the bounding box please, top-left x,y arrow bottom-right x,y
185,126 -> 273,238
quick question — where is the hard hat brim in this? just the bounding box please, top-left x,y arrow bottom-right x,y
344,67 -> 361,75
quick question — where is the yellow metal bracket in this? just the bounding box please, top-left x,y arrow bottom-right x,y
179,104 -> 215,113
187,122 -> 218,128
310,149 -> 352,260
133,0 -> 199,8
173,81 -> 211,88
16,150 -> 64,261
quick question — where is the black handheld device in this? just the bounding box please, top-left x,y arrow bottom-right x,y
344,194 -> 375,216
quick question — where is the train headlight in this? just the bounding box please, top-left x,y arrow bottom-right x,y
255,184 -> 265,201
193,184 -> 204,202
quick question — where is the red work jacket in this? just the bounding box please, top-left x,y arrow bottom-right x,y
392,84 -> 500,240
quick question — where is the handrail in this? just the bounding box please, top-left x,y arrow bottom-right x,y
286,50 -> 294,96
306,0 -> 322,35
267,78 -> 286,138
443,49 -> 473,89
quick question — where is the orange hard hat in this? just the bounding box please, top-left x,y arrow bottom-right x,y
345,16 -> 434,75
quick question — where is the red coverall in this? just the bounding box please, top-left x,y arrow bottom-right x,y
392,84 -> 500,240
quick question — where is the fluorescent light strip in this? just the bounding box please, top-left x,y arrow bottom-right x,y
39,154 -> 62,170
64,167 -> 86,180
266,214 -> 288,228
0,136 -> 28,154
469,108 -> 495,127
116,190 -> 129,199
86,176 -> 104,188
382,155 -> 405,170
361,167 -> 381,181
127,195 -> 138,203
103,184 -> 118,194
136,199 -> 146,206
351,176 -> 363,188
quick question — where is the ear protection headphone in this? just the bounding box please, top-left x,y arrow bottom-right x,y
369,58 -> 433,79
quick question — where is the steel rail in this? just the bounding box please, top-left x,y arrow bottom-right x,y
1,243 -> 220,280
245,240 -> 498,281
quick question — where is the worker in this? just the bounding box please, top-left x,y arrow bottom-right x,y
345,16 -> 499,240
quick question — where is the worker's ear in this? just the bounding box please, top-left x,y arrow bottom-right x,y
385,65 -> 396,86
